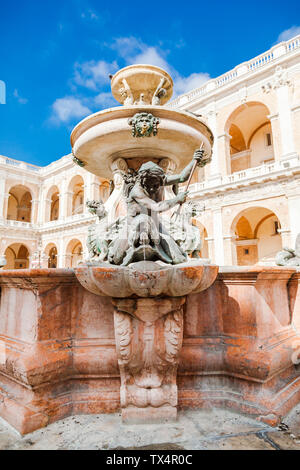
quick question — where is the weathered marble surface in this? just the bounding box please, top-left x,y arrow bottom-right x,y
75,261 -> 218,298
0,267 -> 299,433
75,261 -> 218,423
276,233 -> 300,266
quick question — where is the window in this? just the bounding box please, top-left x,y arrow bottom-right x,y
265,133 -> 272,147
274,221 -> 281,234
244,249 -> 249,255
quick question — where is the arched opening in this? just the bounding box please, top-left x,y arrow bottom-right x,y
65,239 -> 83,268
68,176 -> 84,216
7,185 -> 32,222
226,102 -> 274,174
232,207 -> 282,265
46,186 -> 60,222
4,243 -> 30,269
44,243 -> 58,268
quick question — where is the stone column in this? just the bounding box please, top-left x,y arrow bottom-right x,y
83,172 -> 93,213
223,235 -> 237,266
43,198 -> 52,223
273,66 -> 295,160
90,178 -> 101,202
268,113 -> 281,161
212,208 -> 225,265
205,236 -> 215,263
0,179 -> 6,221
206,108 -> 222,183
217,132 -> 231,176
278,229 -> 292,250
58,180 -> 67,220
285,183 -> 300,247
112,296 -> 185,423
37,188 -> 45,224
0,180 -> 6,221
57,238 -> 65,268
2,193 -> 9,221
64,191 -> 73,217
30,199 -> 39,224
287,196 -> 300,246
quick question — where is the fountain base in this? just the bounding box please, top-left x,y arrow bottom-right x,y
0,267 -> 299,434
113,296 -> 186,423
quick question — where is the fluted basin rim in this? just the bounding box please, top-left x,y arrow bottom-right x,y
74,261 -> 219,298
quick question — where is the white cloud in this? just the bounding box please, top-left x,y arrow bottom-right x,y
94,92 -> 116,108
50,97 -> 91,124
13,89 -> 28,104
131,47 -> 171,72
173,72 -> 210,97
110,36 -> 143,59
276,26 -> 300,43
49,36 -> 211,126
73,60 -> 118,90
109,36 -> 210,98
81,9 -> 99,21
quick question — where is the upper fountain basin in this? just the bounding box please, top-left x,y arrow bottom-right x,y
71,106 -> 213,179
74,260 -> 218,298
110,64 -> 174,105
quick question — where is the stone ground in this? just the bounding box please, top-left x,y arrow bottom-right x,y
1,405 -> 300,450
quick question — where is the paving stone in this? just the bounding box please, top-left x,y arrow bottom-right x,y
1,405 -> 300,450
266,432 -> 300,450
197,434 -> 275,450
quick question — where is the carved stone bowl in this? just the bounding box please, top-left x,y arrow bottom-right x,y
110,64 -> 173,106
74,260 -> 218,300
71,106 -> 213,179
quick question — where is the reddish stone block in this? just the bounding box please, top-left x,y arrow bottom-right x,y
0,267 -> 299,434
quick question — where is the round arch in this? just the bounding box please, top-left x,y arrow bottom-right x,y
7,184 -> 33,222
6,180 -> 38,200
230,206 -> 282,266
224,101 -> 274,174
67,175 -> 85,216
65,238 -> 83,268
44,242 -> 58,268
45,185 -> 60,222
3,243 -> 30,269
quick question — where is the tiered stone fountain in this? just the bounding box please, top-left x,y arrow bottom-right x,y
71,64 -> 218,423
0,65 -> 299,435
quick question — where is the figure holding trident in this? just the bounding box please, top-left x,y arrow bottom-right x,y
107,145 -> 211,266
172,142 -> 206,221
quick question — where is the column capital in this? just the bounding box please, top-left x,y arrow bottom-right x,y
217,132 -> 231,141
267,113 -> 279,121
110,158 -> 128,174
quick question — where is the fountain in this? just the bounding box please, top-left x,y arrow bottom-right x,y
71,64 -> 218,423
0,65 -> 299,435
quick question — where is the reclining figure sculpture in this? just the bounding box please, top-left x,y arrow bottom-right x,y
276,233 -> 300,266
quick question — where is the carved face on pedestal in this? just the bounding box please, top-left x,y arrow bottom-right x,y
128,113 -> 160,138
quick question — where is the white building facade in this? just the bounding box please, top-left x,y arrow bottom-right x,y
1,35 -> 300,268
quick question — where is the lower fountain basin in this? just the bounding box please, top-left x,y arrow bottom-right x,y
75,260 -> 218,299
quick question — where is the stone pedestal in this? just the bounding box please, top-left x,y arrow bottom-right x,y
113,297 -> 185,423
0,267 -> 300,434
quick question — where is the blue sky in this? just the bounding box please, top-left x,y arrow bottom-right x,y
0,0 -> 300,166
